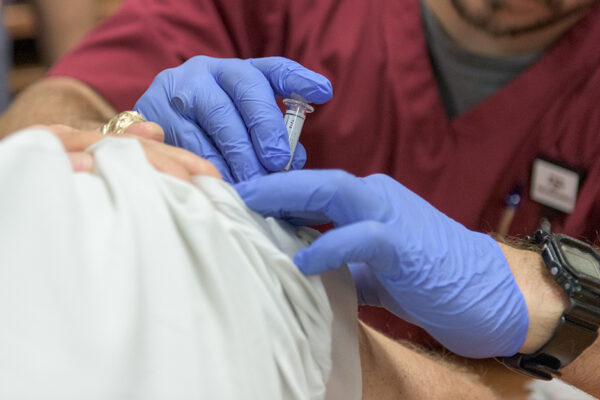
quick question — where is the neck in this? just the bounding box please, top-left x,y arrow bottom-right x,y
423,0 -> 589,56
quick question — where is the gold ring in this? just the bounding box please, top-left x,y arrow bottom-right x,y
101,111 -> 147,135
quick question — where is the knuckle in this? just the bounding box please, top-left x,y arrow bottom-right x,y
329,169 -> 356,184
329,169 -> 358,192
174,146 -> 201,164
200,102 -> 235,132
192,157 -> 221,178
264,56 -> 288,64
361,221 -> 388,242
185,55 -> 212,70
179,149 -> 220,177
142,137 -> 160,151
189,55 -> 208,63
317,170 -> 359,215
367,173 -> 394,185
265,55 -> 297,68
154,68 -> 174,84
245,105 -> 282,132
236,78 -> 266,99
184,152 -> 205,168
219,70 -> 263,96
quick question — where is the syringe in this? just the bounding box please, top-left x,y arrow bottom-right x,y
282,95 -> 314,171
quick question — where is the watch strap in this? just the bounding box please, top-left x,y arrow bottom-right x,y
498,230 -> 600,379
499,310 -> 598,380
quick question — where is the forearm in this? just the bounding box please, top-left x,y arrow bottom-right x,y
359,322 -> 499,399
500,243 -> 599,397
562,336 -> 600,397
0,77 -> 116,138
32,0 -> 97,64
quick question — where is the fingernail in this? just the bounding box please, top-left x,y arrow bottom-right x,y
68,152 -> 93,172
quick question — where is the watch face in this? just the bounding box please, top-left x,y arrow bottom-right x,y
560,242 -> 600,279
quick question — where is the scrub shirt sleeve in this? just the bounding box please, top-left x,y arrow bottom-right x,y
48,0 -> 287,111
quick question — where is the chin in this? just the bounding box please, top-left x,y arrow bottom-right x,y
450,0 -> 596,37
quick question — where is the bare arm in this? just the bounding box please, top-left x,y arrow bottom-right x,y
359,321 -> 500,400
32,0 -> 97,65
360,244 -> 599,399
0,77 -> 116,138
562,327 -> 600,395
501,243 -> 600,397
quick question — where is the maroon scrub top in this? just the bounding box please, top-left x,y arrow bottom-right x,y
51,0 -> 600,342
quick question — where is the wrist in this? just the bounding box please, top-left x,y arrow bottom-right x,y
498,243 -> 569,354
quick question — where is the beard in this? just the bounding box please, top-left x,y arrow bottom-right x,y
450,0 -> 597,36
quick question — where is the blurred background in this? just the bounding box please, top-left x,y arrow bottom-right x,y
2,0 -> 120,111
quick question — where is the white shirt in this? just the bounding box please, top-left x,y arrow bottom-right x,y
0,129 -> 360,400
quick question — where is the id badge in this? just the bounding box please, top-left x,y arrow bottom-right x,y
530,158 -> 584,214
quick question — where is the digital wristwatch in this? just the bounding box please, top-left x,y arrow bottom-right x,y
498,230 -> 600,380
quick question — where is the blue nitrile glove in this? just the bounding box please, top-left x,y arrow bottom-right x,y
234,170 -> 529,358
134,56 -> 333,183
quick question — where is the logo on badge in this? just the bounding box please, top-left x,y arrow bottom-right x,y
530,158 -> 582,214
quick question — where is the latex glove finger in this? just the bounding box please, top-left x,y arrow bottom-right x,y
213,59 -> 292,171
234,170 -> 385,226
249,57 -> 333,104
289,142 -> 307,170
173,74 -> 268,180
134,95 -> 189,151
171,119 -> 233,183
136,103 -> 234,183
294,220 -> 398,275
347,261 -> 415,323
347,262 -> 382,307
216,57 -> 331,171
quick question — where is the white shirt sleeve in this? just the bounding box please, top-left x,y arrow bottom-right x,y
0,129 -> 360,400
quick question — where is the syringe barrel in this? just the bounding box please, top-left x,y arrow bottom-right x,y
282,98 -> 314,171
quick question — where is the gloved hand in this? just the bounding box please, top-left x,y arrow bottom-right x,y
234,170 -> 529,358
134,56 -> 333,183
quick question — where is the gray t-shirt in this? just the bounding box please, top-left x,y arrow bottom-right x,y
421,3 -> 542,118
